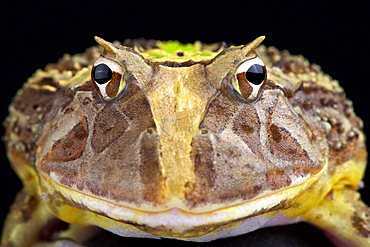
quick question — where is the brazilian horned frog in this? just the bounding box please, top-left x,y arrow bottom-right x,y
2,36 -> 369,247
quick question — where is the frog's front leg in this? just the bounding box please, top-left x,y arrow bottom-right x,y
1,190 -> 100,247
305,188 -> 370,247
2,189 -> 56,246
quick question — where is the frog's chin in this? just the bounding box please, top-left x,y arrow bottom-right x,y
107,209 -> 303,241
87,193 -> 299,239
44,179 -> 309,239
40,164 -> 327,240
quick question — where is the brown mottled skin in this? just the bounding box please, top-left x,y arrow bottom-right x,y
1,37 -> 369,246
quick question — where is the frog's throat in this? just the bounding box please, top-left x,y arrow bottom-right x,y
39,160 -> 327,238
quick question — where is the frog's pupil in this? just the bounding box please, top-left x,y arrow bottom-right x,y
246,64 -> 265,85
93,64 -> 112,84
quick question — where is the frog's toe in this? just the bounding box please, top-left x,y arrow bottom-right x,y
305,188 -> 370,247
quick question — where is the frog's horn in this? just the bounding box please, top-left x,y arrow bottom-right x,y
248,36 -> 265,50
94,36 -> 148,63
94,36 -> 150,73
94,36 -> 121,55
212,36 -> 265,65
236,36 -> 265,57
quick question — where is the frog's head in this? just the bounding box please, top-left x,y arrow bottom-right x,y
35,37 -> 328,238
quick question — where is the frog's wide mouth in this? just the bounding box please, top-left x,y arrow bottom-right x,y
40,165 -> 327,240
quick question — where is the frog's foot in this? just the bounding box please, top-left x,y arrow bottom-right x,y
305,188 -> 370,247
1,190 -> 101,247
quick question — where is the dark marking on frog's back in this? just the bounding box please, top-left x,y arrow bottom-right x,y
186,90 -> 266,207
185,72 -> 332,208
91,105 -> 128,153
268,124 -> 310,161
185,133 -> 216,205
33,73 -> 166,205
139,129 -> 165,203
41,117 -> 88,164
199,91 -> 238,133
232,103 -> 262,156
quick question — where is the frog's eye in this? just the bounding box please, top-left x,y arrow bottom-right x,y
92,56 -> 126,99
232,56 -> 267,101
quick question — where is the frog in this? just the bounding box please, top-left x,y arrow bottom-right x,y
1,36 -> 369,247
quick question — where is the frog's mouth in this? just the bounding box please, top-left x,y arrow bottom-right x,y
40,164 -> 328,240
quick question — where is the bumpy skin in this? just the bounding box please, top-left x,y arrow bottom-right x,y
1,37 -> 369,246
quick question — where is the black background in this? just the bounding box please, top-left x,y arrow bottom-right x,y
0,1 -> 369,246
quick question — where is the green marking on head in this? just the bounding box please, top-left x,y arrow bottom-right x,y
158,40 -> 199,53
138,40 -> 223,62
193,52 -> 212,57
148,53 -> 166,58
